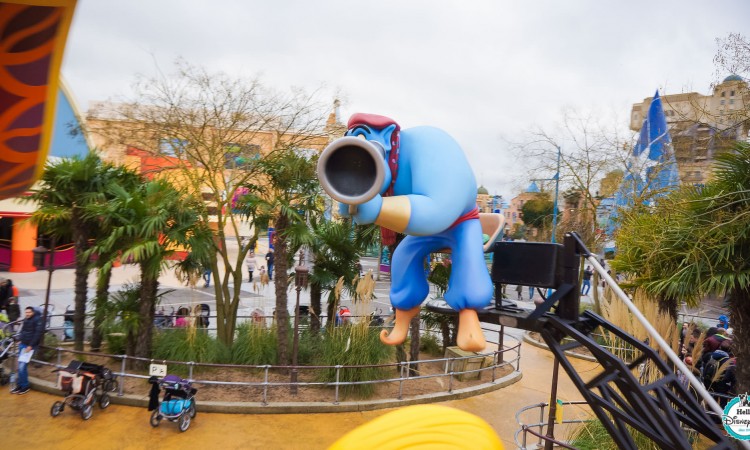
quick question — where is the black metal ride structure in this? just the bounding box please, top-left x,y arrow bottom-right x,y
428,232 -> 733,450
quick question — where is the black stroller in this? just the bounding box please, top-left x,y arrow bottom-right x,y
148,374 -> 197,432
50,360 -> 117,420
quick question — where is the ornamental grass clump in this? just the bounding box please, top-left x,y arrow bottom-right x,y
152,328 -> 230,366
231,322 -> 279,366
318,274 -> 393,397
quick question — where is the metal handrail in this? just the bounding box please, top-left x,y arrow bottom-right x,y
514,400 -> 590,450
30,331 -> 522,405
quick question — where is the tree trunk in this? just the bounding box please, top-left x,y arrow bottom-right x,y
310,281 -> 322,334
409,314 -> 420,376
72,222 -> 90,352
731,285 -> 750,394
135,268 -> 159,367
441,320 -> 451,352
90,264 -> 112,352
658,293 -> 678,323
274,213 -> 290,366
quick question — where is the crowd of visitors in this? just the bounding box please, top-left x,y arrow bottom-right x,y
681,316 -> 737,407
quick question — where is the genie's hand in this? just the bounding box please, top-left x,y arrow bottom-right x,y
354,195 -> 383,225
338,196 -> 383,225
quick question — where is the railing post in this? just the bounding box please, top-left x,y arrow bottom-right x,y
516,343 -> 522,371
262,365 -> 269,406
118,355 -> 126,397
492,351 -> 497,383
398,362 -> 405,400
538,403 -> 546,448
334,365 -> 341,405
498,324 -> 505,363
448,357 -> 454,393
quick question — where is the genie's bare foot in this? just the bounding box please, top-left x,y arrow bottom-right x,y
380,306 -> 421,346
457,309 -> 486,352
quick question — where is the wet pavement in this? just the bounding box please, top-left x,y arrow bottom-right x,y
1,341 -> 599,449
0,241 -> 727,448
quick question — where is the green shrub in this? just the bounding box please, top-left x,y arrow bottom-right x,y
295,328 -> 322,366
103,322 -> 127,355
152,329 -> 230,365
38,333 -> 59,362
569,419 -> 692,450
420,332 -> 442,356
231,323 -> 279,365
317,325 -> 393,398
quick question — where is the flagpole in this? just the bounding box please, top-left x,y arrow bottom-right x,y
551,146 -> 561,244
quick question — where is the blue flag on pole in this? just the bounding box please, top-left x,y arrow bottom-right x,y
606,90 -> 680,236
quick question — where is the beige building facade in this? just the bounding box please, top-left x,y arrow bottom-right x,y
630,75 -> 749,185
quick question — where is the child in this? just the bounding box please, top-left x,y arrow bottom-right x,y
246,252 -> 257,282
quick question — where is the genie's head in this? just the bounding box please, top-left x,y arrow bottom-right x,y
345,113 -> 400,195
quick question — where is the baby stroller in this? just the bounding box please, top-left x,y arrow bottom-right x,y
149,374 -> 197,432
50,360 -> 116,420
63,306 -> 74,341
0,322 -> 18,386
198,303 -> 210,328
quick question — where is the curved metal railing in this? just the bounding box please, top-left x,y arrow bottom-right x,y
28,326 -> 522,406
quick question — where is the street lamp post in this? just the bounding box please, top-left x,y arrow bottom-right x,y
290,258 -> 309,395
32,237 -> 56,335
532,146 -> 562,243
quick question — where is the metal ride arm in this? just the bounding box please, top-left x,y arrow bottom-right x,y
428,232 -> 743,449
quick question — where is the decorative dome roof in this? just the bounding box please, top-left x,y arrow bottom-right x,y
526,181 -> 540,193
477,185 -> 489,195
723,74 -> 744,83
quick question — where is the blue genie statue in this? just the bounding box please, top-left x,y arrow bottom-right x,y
318,113 -> 493,352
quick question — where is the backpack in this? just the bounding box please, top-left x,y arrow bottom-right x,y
702,351 -> 730,391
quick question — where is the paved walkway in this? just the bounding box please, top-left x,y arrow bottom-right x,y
1,342 -> 599,449
1,244 -> 717,448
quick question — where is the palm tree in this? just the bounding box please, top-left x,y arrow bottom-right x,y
299,217 -> 379,333
255,148 -> 322,365
91,178 -> 209,361
614,142 -> 750,392
26,154 -> 123,351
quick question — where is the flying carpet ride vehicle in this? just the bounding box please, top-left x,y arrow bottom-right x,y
0,0 -> 78,199
318,113 -> 494,352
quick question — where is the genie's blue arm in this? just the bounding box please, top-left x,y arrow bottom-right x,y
383,126 -> 477,236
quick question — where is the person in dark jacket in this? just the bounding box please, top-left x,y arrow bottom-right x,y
265,249 -> 274,279
12,307 -> 43,395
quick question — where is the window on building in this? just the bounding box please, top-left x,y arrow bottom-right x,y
730,99 -> 735,105
720,100 -> 725,105
159,138 -> 188,156
721,91 -> 725,97
730,90 -> 735,96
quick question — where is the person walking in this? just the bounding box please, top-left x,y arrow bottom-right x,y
265,249 -> 274,279
12,307 -> 43,395
528,286 -> 535,301
0,279 -> 11,311
515,284 -> 523,301
202,265 -> 211,288
246,251 -> 257,282
581,266 -> 593,296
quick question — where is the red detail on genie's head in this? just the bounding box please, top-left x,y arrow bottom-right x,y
347,113 -> 400,132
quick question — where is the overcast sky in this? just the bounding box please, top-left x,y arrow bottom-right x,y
61,0 -> 749,199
